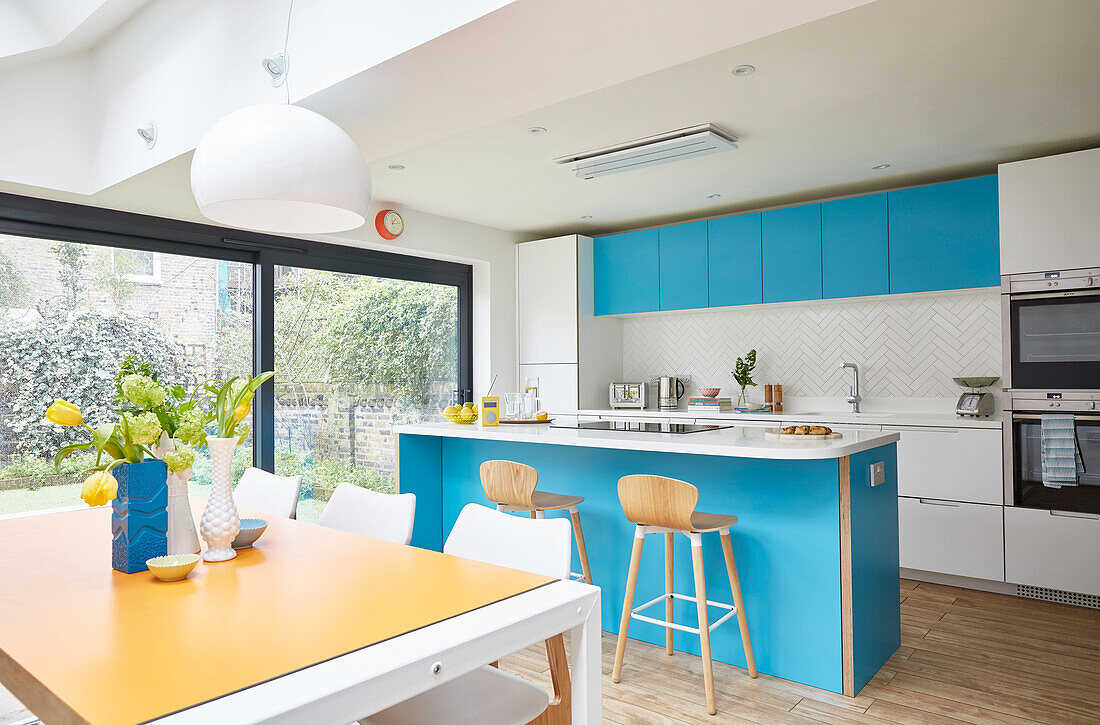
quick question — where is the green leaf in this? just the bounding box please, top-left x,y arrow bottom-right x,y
54,442 -> 91,472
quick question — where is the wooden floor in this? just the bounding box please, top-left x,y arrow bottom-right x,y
500,579 -> 1100,725
1,579 -> 1097,724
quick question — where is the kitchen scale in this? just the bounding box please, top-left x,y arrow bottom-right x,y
953,377 -> 999,417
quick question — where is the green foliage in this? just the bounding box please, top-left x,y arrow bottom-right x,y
52,242 -> 88,307
0,309 -> 187,455
732,349 -> 758,405
0,250 -> 28,308
0,450 -> 96,487
93,249 -> 143,311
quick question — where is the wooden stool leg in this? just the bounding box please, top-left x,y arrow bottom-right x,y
529,510 -> 537,519
612,527 -> 645,683
664,532 -> 674,655
570,506 -> 593,585
691,535 -> 717,715
720,530 -> 757,678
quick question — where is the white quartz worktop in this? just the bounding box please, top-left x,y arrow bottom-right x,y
574,408 -> 1002,429
395,421 -> 900,460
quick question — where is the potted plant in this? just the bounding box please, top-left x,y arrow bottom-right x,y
732,349 -> 758,409
195,372 -> 274,562
49,400 -> 168,573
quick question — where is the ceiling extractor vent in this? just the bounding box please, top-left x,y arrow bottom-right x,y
555,124 -> 737,180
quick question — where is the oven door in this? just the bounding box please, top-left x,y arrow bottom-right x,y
1008,290 -> 1100,389
1011,412 -> 1100,514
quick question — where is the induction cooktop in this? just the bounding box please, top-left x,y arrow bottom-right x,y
551,421 -> 732,434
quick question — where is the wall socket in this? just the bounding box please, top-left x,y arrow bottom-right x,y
870,461 -> 886,487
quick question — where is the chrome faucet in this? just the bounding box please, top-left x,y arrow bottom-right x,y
840,362 -> 862,413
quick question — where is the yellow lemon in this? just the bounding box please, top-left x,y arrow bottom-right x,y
536,411 -> 548,421
459,407 -> 478,422
443,405 -> 460,416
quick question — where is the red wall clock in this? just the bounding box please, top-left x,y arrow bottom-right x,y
375,209 -> 404,240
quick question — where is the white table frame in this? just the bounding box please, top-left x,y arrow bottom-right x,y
151,580 -> 601,724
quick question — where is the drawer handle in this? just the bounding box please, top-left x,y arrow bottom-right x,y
918,499 -> 961,507
1049,510 -> 1100,520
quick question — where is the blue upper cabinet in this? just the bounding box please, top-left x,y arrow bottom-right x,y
658,221 -> 708,311
708,214 -> 762,306
888,176 -> 1000,294
822,193 -> 889,299
593,229 -> 659,315
762,204 -> 823,303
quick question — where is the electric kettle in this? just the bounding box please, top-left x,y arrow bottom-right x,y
657,376 -> 685,411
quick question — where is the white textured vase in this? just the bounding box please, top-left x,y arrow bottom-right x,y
199,437 -> 241,562
167,467 -> 200,555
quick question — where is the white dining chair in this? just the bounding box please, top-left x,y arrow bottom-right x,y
361,503 -> 572,725
318,483 -> 416,546
233,467 -> 302,519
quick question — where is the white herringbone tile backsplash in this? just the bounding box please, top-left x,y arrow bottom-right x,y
622,290 -> 1001,400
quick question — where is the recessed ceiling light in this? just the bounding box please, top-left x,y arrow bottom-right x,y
872,163 -> 891,170
580,215 -> 593,220
706,193 -> 722,199
731,64 -> 755,77
527,126 -> 548,134
387,164 -> 406,170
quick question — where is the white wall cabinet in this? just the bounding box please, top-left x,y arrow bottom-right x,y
898,497 -> 1005,581
1005,507 -> 1100,596
883,426 -> 1003,505
999,146 -> 1100,275
516,235 -> 621,412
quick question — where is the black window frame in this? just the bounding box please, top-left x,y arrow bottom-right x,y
0,192 -> 473,471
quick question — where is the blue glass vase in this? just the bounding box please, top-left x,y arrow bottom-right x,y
111,459 -> 169,573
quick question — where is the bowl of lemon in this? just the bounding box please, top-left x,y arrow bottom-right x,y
443,401 -> 479,424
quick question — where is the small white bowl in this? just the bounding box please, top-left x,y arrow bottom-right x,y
745,402 -> 766,411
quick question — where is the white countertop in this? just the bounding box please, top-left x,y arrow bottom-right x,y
395,421 -> 900,460
574,408 -> 1002,429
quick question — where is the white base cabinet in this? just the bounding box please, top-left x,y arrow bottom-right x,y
898,497 -> 1004,581
1005,507 -> 1100,596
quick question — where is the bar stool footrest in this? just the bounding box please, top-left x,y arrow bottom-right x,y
630,592 -> 737,635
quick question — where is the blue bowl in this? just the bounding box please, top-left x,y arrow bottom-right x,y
232,518 -> 268,549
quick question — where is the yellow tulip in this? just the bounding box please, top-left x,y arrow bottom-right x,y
45,400 -> 83,427
80,471 -> 118,507
233,402 -> 251,423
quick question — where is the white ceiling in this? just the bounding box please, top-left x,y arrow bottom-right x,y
323,0 -> 1100,236
0,0 -> 148,67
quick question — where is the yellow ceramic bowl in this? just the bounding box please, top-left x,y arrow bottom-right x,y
146,554 -> 200,582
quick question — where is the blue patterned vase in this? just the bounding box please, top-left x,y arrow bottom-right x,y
111,459 -> 169,573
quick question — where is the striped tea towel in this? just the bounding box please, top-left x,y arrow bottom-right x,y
1040,414 -> 1084,488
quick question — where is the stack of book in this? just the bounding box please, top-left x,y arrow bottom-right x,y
686,397 -> 733,413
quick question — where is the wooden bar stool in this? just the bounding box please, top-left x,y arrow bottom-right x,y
611,474 -> 756,716
479,460 -> 593,584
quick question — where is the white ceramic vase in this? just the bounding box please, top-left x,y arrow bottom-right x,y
199,437 -> 241,562
167,467 -> 200,555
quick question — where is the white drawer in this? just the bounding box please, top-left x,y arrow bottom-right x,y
1005,507 -> 1100,596
898,497 -> 1004,581
884,426 -> 1003,504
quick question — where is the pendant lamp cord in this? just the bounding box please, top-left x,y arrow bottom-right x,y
282,0 -> 294,104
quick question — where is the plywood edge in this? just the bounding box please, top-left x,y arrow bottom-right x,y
0,645 -> 90,725
838,455 -> 854,697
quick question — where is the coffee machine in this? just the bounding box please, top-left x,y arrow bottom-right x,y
656,376 -> 686,411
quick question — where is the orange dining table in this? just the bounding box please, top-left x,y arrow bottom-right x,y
0,500 -> 602,724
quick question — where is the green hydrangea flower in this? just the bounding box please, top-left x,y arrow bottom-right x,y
163,444 -> 196,473
235,422 -> 250,445
121,374 -> 166,408
174,408 -> 208,446
122,411 -> 162,447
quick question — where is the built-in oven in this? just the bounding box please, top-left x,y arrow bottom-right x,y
1003,391 -> 1100,514
1001,267 -> 1100,390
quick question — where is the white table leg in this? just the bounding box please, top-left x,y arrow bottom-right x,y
568,589 -> 602,724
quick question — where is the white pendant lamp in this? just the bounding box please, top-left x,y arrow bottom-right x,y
191,103 -> 371,234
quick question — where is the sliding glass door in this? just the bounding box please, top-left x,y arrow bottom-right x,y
0,232 -> 253,516
272,266 -> 460,521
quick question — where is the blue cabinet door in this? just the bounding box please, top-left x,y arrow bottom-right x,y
822,193 -> 889,299
888,175 -> 999,294
658,221 -> 708,311
762,204 -> 822,303
593,229 -> 659,315
708,214 -> 763,306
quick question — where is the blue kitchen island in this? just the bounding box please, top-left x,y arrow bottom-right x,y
395,421 -> 901,696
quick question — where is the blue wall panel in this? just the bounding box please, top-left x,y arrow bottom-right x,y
762,204 -> 823,303
397,434 -> 444,551
659,221 -> 709,311
708,214 -> 763,307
